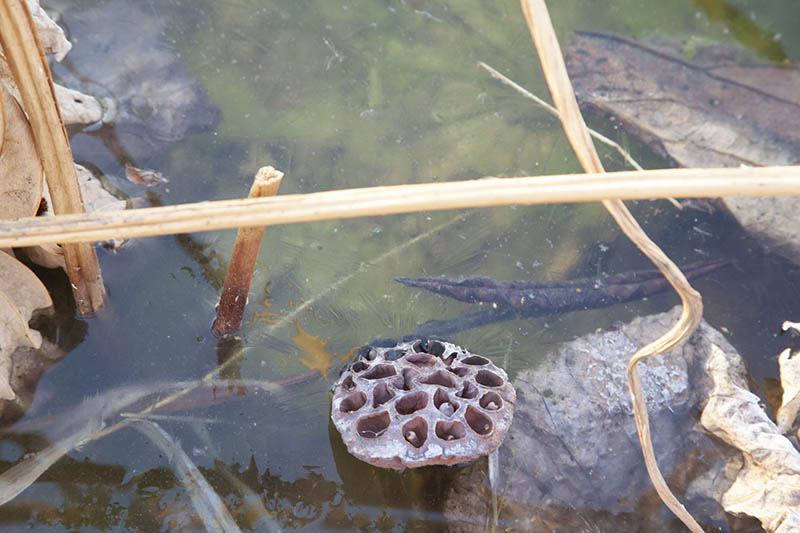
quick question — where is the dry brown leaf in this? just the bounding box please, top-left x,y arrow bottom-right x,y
701,344 -> 800,532
776,344 -> 800,433
0,294 -> 30,400
776,321 -> 800,433
0,250 -> 51,320
16,242 -> 64,270
0,87 -> 42,220
0,251 -> 53,400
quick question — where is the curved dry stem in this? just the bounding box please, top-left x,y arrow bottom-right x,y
519,0 -> 703,530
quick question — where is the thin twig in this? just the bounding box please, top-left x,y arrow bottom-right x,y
478,61 -> 643,171
0,165 -> 798,248
519,0 -> 703,530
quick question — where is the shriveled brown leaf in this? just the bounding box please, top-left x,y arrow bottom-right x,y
701,344 -> 800,531
0,87 -> 42,220
0,251 -> 51,319
0,251 -> 53,400
16,242 -> 64,270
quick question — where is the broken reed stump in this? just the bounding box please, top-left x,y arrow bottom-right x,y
0,0 -> 105,313
212,166 -> 284,335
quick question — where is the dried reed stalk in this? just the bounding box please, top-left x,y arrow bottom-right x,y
212,166 -> 283,335
519,0 -> 703,530
0,165 -> 798,249
0,0 -> 104,313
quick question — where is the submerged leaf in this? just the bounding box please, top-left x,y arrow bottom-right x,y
1,378 -> 301,508
124,164 -> 168,187
292,319 -> 345,382
566,32 -> 800,168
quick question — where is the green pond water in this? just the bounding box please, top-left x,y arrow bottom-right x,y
1,0 -> 800,530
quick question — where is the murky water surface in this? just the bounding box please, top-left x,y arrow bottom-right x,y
1,0 -> 799,530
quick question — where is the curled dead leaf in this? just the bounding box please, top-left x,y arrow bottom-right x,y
16,242 -> 64,270
701,344 -> 800,531
777,321 -> 800,433
776,346 -> 800,433
0,251 -> 53,400
0,251 -> 52,320
0,87 -> 42,220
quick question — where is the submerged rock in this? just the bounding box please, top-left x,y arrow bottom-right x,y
52,0 -> 219,160
443,307 -> 749,531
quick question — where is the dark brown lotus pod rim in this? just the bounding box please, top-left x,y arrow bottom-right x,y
331,339 -> 516,470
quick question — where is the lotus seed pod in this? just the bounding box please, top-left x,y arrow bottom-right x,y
331,339 -> 516,470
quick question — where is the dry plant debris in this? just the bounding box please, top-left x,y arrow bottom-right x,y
777,322 -> 800,434
332,339 -> 515,470
0,0 -> 108,408
0,251 -> 52,400
700,344 -> 800,532
0,87 -> 42,219
0,0 -> 105,312
213,166 -> 284,335
520,0 -> 705,529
